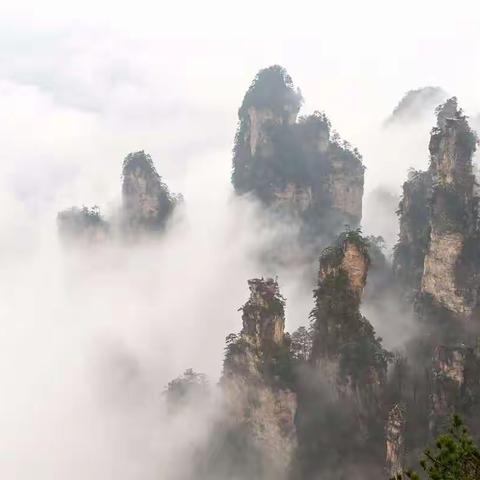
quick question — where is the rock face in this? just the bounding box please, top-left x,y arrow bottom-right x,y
326,152 -> 365,221
57,150 -> 181,243
386,404 -> 406,477
296,231 -> 391,479
389,98 -> 480,470
429,344 -> 480,434
121,150 -> 181,234
310,231 -> 390,417
394,98 -> 479,319
232,66 -> 364,246
393,169 -> 432,294
420,98 -> 478,317
57,206 -> 109,244
221,278 -> 297,479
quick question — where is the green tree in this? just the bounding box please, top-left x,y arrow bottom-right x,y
291,326 -> 313,361
393,415 -> 480,480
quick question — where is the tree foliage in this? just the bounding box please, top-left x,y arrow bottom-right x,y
393,415 -> 480,480
238,65 -> 303,119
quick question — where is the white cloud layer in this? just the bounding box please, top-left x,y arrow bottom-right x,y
1,2 -> 480,477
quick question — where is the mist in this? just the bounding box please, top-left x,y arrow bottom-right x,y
2,1 -> 480,478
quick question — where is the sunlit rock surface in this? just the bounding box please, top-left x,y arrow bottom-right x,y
121,150 -> 181,234
220,278 -> 297,479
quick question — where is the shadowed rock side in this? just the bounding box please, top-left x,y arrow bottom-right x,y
212,278 -> 297,480
386,403 -> 406,478
389,98 -> 480,464
393,169 -> 432,296
232,66 -> 364,259
394,98 -> 480,326
310,231 -> 390,407
121,150 -> 182,235
296,231 -> 392,479
57,205 -> 109,245
419,98 -> 479,320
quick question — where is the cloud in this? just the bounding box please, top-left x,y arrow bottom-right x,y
384,86 -> 448,126
2,5 -> 480,477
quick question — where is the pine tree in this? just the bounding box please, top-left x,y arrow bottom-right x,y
393,415 -> 480,480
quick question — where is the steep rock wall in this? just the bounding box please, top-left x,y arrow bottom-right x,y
221,278 -> 297,478
421,231 -> 466,314
429,345 -> 480,434
121,150 -> 180,234
386,404 -> 406,478
310,231 -> 390,428
232,66 -> 364,248
393,170 -> 432,293
420,98 -> 478,317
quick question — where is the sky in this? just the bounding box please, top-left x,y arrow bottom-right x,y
1,1 -> 480,478
2,0 -> 480,213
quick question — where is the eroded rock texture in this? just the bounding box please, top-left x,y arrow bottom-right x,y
420,98 -> 479,318
310,231 -> 390,408
390,98 -> 480,468
121,150 -> 181,234
393,169 -> 432,294
220,278 -> 297,479
296,231 -> 391,479
386,403 -> 406,477
232,66 -> 364,250
395,98 -> 479,327
429,344 -> 480,435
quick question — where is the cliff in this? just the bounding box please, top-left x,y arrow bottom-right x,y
122,150 -> 181,234
310,230 -> 390,417
420,98 -> 478,319
386,403 -> 406,478
389,98 -> 480,468
296,231 -> 391,479
219,278 -> 297,479
429,344 -> 480,435
232,66 -> 364,249
394,98 -> 479,324
57,150 -> 181,243
393,169 -> 432,295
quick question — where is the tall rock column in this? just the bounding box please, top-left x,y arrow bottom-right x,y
232,65 -> 364,258
121,150 -> 180,234
393,169 -> 432,295
297,231 -> 392,479
429,344 -> 480,434
310,231 -> 390,415
420,98 -> 478,318
220,278 -> 297,479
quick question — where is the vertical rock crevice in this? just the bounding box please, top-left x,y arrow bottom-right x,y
420,98 -> 478,318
